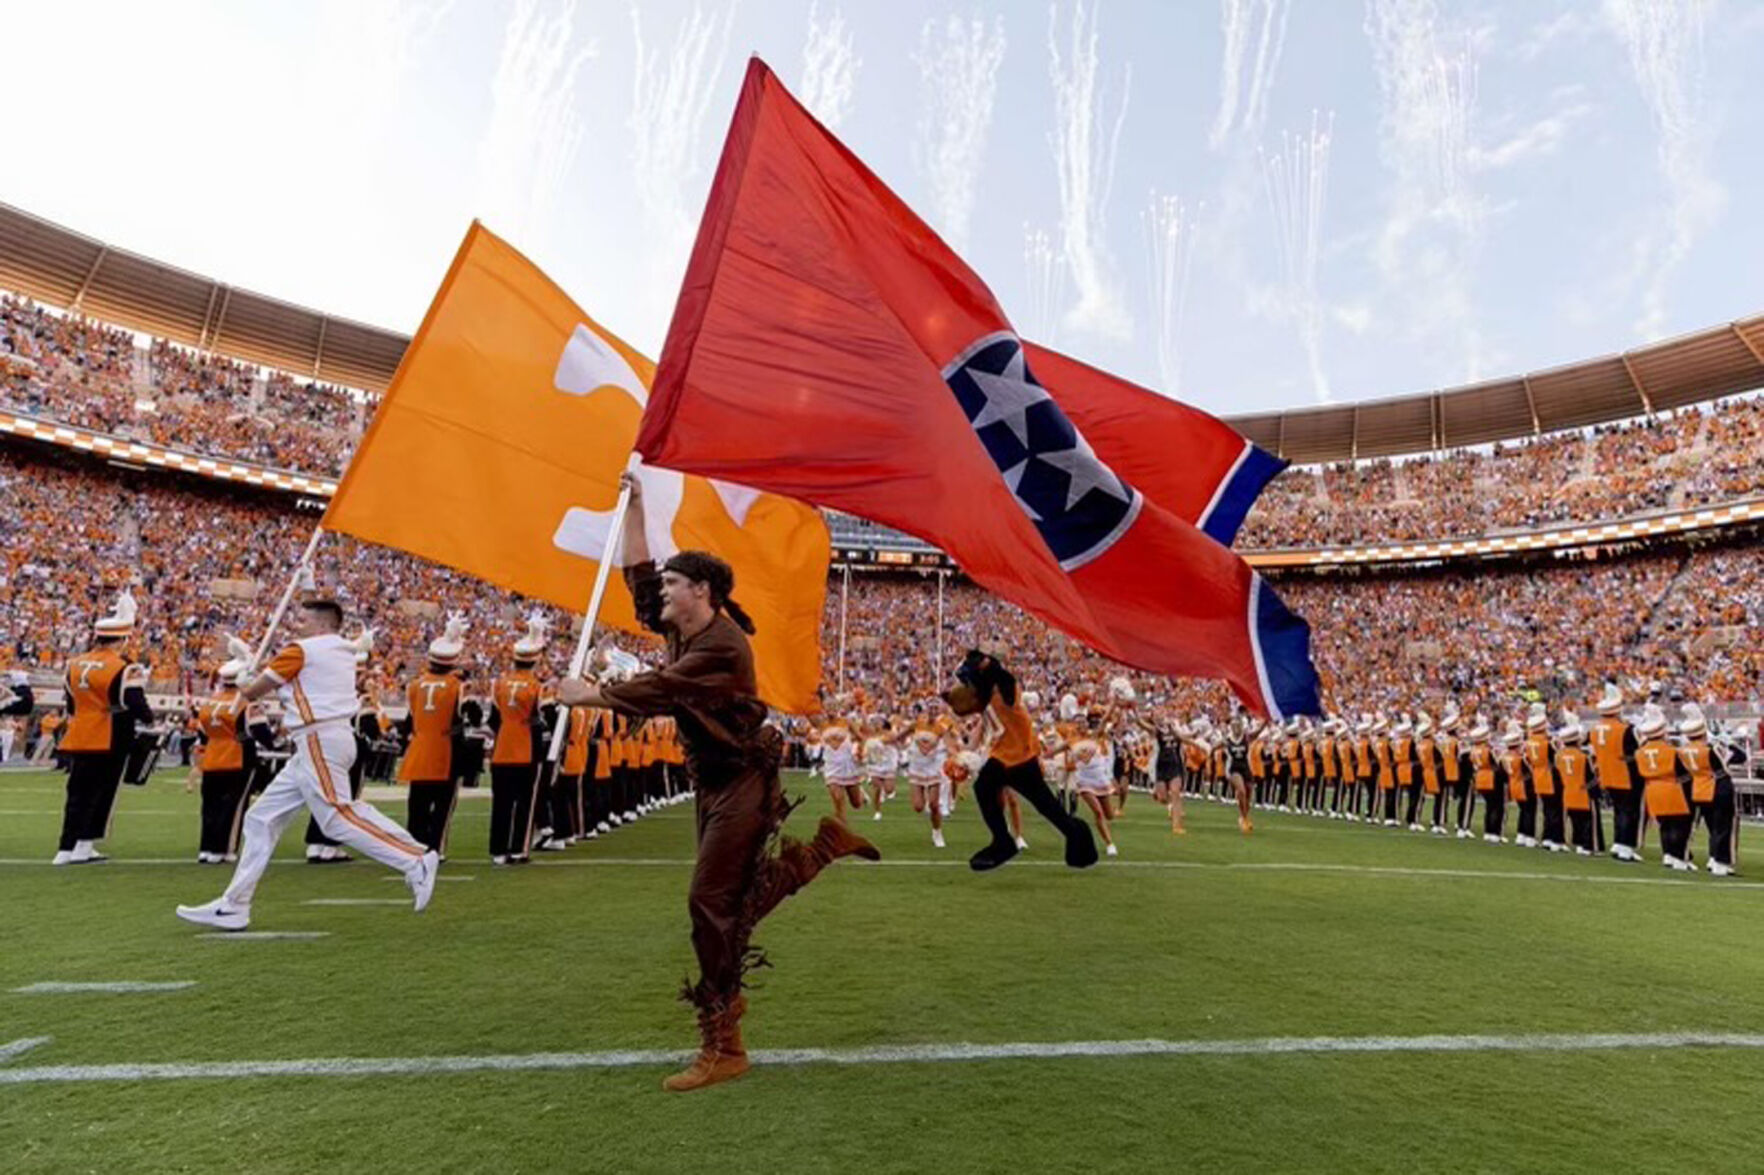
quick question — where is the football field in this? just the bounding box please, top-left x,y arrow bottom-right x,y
3,767 -> 1763,1173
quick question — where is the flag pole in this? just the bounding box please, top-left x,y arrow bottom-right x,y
544,454 -> 640,766
935,569 -> 947,686
248,523 -> 326,669
836,562 -> 851,696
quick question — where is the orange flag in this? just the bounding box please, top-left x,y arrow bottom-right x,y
324,223 -> 830,712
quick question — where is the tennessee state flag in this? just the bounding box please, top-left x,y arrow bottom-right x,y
640,58 -> 1318,718
323,222 -> 831,713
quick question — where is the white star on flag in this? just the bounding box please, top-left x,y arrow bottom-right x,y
966,347 -> 1050,447
1037,434 -> 1128,512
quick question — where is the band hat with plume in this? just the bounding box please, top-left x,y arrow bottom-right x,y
1501,720 -> 1523,745
1439,701 -> 1460,732
94,588 -> 137,636
513,612 -> 551,659
1634,704 -> 1668,741
1677,702 -> 1707,739
1556,707 -> 1585,742
428,613 -> 469,665
1597,682 -> 1624,716
1414,710 -> 1433,737
1526,701 -> 1548,731
1467,716 -> 1491,742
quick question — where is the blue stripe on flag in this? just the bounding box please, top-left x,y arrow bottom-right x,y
1255,578 -> 1321,719
1202,445 -> 1288,546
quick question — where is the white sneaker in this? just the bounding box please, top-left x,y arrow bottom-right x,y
1408,823 -> 1423,833
1663,855 -> 1690,871
584,830 -> 598,840
51,850 -> 73,865
1484,833 -> 1502,845
196,851 -> 218,864
409,850 -> 441,912
1515,836 -> 1535,848
1105,843 -> 1118,857
1709,861 -> 1735,877
492,855 -> 509,866
306,844 -> 325,861
1575,847 -> 1592,857
535,838 -> 568,852
1456,829 -> 1473,840
1015,836 -> 1029,850
623,810 -> 639,822
873,810 -> 883,822
1430,826 -> 1446,836
1383,819 -> 1397,828
608,814 -> 622,827
69,842 -> 108,864
931,829 -> 945,849
176,898 -> 250,931
596,821 -> 611,834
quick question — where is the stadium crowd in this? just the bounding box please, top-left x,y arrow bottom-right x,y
1,294 -> 358,475
6,289 -> 1764,549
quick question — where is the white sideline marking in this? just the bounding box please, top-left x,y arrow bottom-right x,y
301,899 -> 408,906
0,1037 -> 52,1063
200,932 -> 330,941
11,981 -> 196,994
0,1031 -> 1760,1086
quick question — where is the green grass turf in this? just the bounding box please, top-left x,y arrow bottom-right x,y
3,767 -> 1763,1173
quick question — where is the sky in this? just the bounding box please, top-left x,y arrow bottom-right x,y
2,0 -> 1760,417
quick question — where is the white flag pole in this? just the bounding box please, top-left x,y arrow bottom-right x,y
836,562 -> 851,696
935,569 -> 947,686
544,454 -> 640,766
248,523 -> 326,670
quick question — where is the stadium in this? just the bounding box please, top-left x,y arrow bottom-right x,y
6,6 -> 1764,1173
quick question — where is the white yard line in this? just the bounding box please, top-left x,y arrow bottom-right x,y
11,981 -> 196,994
1,1031 -> 1760,1086
198,932 -> 330,941
0,1037 -> 52,1064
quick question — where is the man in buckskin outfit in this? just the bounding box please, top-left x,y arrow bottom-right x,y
558,472 -> 878,1092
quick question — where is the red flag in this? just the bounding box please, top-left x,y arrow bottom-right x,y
641,58 -> 1318,718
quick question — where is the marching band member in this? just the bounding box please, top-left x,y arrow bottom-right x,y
1523,703 -> 1566,853
1634,704 -> 1692,870
1589,683 -> 1642,862
1677,704 -> 1741,877
399,614 -> 467,855
1554,709 -> 1596,856
176,600 -> 437,930
56,589 -> 152,865
488,614 -> 548,865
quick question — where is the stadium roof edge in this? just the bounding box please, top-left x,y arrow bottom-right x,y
4,200 -> 1763,464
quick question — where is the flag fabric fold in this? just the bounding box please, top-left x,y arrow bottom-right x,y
324,222 -> 830,713
640,58 -> 1319,719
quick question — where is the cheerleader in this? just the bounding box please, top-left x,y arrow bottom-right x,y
903,715 -> 949,848
1065,710 -> 1120,857
861,714 -> 900,821
819,712 -> 866,827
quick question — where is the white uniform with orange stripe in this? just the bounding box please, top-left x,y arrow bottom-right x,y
221,634 -> 427,908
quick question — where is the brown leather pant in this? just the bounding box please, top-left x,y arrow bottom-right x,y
687,763 -> 821,1006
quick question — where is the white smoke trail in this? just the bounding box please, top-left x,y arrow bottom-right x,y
1142,194 -> 1199,397
1047,0 -> 1132,343
913,13 -> 1008,254
1365,0 -> 1485,380
801,1 -> 860,130
1260,113 -> 1333,403
628,4 -> 735,337
1605,0 -> 1722,339
1023,225 -> 1065,343
476,0 -> 596,245
1210,0 -> 1291,149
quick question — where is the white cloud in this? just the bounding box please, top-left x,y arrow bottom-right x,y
1047,0 -> 1133,343
913,13 -> 1008,255
800,1 -> 861,131
1605,0 -> 1725,339
476,0 -> 595,249
1210,0 -> 1291,149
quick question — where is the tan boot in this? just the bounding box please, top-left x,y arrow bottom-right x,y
662,997 -> 751,1093
807,816 -> 881,865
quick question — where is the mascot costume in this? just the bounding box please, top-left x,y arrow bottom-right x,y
942,647 -> 1099,872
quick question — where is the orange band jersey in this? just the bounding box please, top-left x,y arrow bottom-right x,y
400,672 -> 462,783
61,646 -> 128,754
195,688 -> 248,772
491,670 -> 541,765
